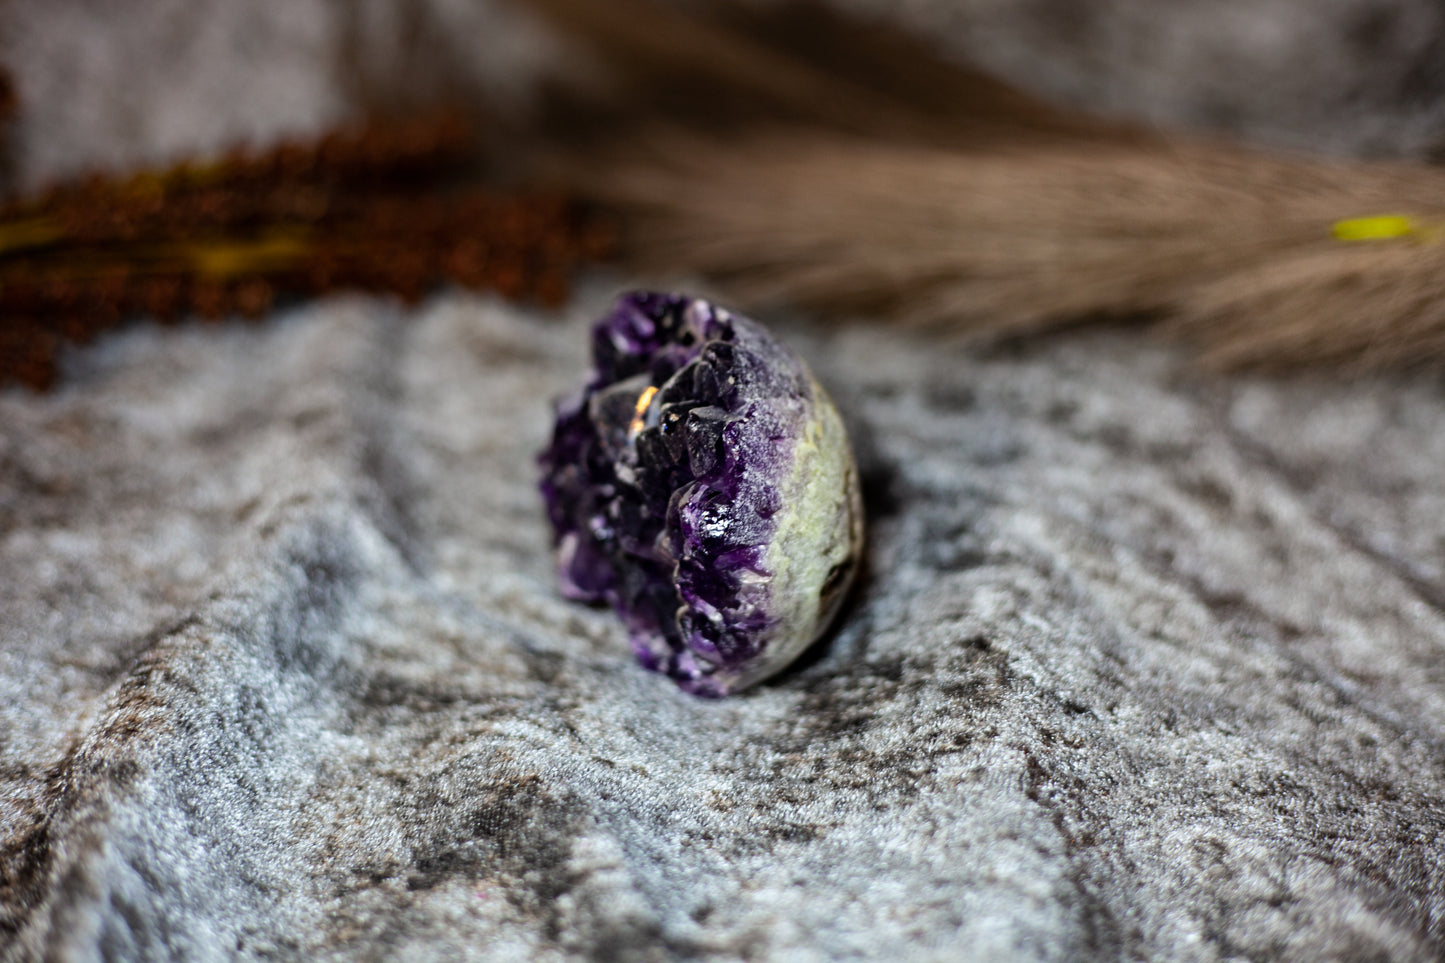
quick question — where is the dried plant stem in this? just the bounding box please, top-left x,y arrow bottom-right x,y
521,0 -> 1131,148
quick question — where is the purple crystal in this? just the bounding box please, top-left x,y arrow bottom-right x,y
539,292 -> 864,696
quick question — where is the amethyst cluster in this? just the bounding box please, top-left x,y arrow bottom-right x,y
539,292 -> 864,696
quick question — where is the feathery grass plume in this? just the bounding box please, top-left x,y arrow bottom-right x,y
519,0 -> 1445,371
589,133 -> 1445,369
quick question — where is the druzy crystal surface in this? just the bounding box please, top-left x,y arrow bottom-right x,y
539,292 -> 864,696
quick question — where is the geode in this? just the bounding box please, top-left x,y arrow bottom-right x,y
539,292 -> 864,696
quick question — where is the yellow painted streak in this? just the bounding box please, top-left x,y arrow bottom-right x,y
0,217 -> 65,256
1333,215 -> 1423,242
187,233 -> 312,278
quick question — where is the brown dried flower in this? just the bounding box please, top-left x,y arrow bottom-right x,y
0,112 -> 613,390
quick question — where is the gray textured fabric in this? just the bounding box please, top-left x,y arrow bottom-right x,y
3,291 -> 1444,960
6,0 -> 1445,191
825,0 -> 1445,158
3,2 -> 1445,960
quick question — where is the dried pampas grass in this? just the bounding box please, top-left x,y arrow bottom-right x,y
519,0 -> 1445,370
591,134 -> 1445,369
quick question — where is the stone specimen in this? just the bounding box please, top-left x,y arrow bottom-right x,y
539,292 -> 864,695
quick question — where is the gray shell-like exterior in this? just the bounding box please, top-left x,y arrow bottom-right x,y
539,292 -> 864,696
